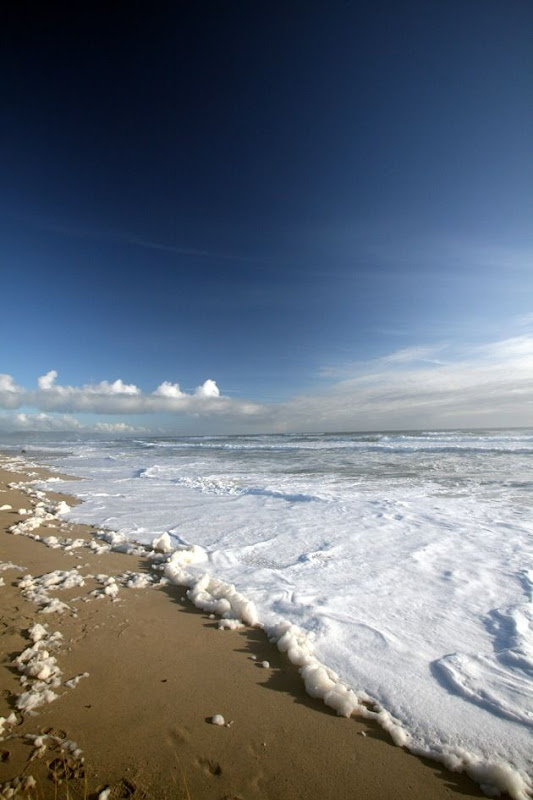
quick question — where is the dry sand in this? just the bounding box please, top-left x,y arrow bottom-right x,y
0,455 -> 488,799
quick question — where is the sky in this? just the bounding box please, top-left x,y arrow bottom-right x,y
1,1 -> 532,435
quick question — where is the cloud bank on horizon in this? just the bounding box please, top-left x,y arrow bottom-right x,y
1,335 -> 532,434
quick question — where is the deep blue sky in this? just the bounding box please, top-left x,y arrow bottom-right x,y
1,1 -> 532,432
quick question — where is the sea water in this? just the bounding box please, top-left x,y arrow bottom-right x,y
4,430 -> 532,794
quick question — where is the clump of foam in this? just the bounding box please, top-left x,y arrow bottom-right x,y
103,577 -> 119,598
88,570 -> 157,599
152,532 -> 174,553
40,597 -> 71,615
9,515 -> 43,535
0,562 -> 23,572
13,623 -> 64,712
10,622 -> 91,720
88,539 -> 112,555
55,500 -> 71,516
18,569 -> 85,614
28,623 -> 51,642
172,568 -> 261,627
218,618 -> 245,630
23,731 -> 84,762
164,544 -> 208,583
0,712 -> 18,740
0,774 -> 37,797
95,529 -> 146,556
16,684 -> 59,713
64,672 -> 89,689
62,538 -> 87,552
7,494 -> 72,540
407,745 -> 533,800
121,571 -> 154,589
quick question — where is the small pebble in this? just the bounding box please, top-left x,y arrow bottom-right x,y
261,660 -> 270,669
211,714 -> 225,726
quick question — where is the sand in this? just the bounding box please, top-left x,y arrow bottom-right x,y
0,455 -> 488,799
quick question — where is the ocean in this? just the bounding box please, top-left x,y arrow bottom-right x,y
3,429 -> 532,795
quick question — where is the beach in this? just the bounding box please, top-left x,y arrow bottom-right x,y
0,454 -> 491,799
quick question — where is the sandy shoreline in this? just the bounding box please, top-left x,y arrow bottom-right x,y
0,454 -> 488,799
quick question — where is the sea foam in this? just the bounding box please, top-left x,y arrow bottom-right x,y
6,429 -> 532,798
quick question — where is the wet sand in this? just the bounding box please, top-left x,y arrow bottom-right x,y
0,455 -> 487,799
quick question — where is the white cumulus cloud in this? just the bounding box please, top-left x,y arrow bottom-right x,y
37,370 -> 58,390
195,379 -> 220,398
92,379 -> 140,395
0,374 -> 21,392
153,381 -> 184,398
0,371 -> 230,416
0,374 -> 24,409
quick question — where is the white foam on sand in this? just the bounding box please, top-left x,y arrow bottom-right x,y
161,546 -> 532,800
13,623 -> 64,713
3,432 -> 532,798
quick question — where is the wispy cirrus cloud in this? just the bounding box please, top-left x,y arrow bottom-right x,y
36,218 -> 268,264
318,344 -> 447,379
287,335 -> 533,431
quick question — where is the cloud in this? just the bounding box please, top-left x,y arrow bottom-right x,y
93,422 -> 141,433
473,334 -> 533,360
319,345 -> 446,379
93,379 -> 140,395
37,370 -> 58,390
379,346 -> 446,365
38,219 -> 267,265
0,375 -> 19,392
285,335 -> 533,430
0,374 -> 25,409
0,372 -> 255,418
515,312 -> 533,329
153,381 -> 184,398
4,413 -> 83,432
1,335 -> 532,433
0,413 -> 145,434
37,372 -> 140,398
195,379 -> 220,398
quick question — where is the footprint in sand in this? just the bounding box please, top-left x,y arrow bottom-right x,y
104,777 -> 137,798
40,726 -> 66,738
198,756 -> 223,777
48,755 -> 85,783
